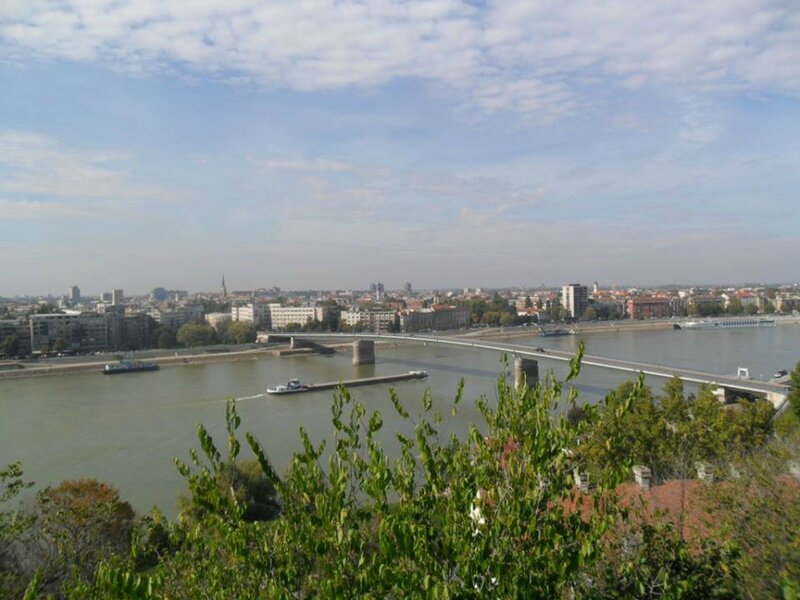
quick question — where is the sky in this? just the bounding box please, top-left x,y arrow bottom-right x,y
0,0 -> 798,296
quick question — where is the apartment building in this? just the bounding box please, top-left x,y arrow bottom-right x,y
231,303 -> 272,328
267,306 -> 333,330
149,305 -> 204,329
561,284 -> 588,319
340,309 -> 397,332
399,306 -> 470,332
627,297 -> 671,320
29,312 -> 108,353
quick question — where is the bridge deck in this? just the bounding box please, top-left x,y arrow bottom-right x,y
287,332 -> 788,399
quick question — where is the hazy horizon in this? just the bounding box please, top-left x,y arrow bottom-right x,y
4,279 -> 799,300
1,1 -> 798,296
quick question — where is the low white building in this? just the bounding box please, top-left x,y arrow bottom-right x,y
148,305 -> 204,329
231,303 -> 272,328
267,306 -> 333,330
340,309 -> 397,332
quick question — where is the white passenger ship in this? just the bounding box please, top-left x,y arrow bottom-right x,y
677,317 -> 777,330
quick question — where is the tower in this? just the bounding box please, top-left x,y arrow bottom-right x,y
221,274 -> 227,298
561,283 -> 588,319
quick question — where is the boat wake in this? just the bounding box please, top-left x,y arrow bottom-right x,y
235,393 -> 267,401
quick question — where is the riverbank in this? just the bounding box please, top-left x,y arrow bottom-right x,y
0,341 -> 364,381
469,319 -> 674,341
469,315 -> 800,341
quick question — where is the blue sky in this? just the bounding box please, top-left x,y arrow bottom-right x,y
1,0 -> 798,295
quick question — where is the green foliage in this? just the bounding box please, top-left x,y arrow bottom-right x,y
456,294 -> 517,326
0,334 -> 19,358
177,459 -> 280,523
34,304 -> 61,315
149,326 -> 177,349
726,298 -> 744,316
78,366 -> 629,597
700,438 -> 800,599
580,376 -> 775,482
790,360 -> 800,421
1,463 -> 33,599
175,323 -> 217,348
3,479 -> 135,598
576,521 -> 739,599
689,300 -> 725,318
51,337 -> 67,354
71,353 -> 742,598
220,321 -> 257,345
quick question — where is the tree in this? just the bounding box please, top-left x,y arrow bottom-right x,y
700,437 -> 800,598
576,521 -> 738,599
581,377 -> 774,482
176,323 -> 217,348
790,360 -> 800,420
1,463 -> 33,599
582,306 -> 598,321
222,322 -> 256,345
499,312 -> 516,327
178,459 -> 280,524
17,479 -> 135,596
0,335 -> 19,358
51,338 -> 67,354
155,327 -> 177,349
726,298 -> 743,315
581,380 -> 668,479
524,295 -> 533,309
35,304 -> 61,315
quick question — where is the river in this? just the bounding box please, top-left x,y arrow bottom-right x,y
1,325 -> 798,514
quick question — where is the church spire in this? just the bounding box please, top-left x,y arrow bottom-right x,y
221,274 -> 227,298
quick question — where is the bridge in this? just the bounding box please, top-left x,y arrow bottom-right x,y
277,332 -> 790,410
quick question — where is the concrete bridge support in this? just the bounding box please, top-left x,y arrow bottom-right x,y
290,337 -> 306,350
766,390 -> 789,410
514,357 -> 539,391
353,340 -> 376,366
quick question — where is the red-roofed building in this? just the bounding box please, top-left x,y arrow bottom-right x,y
627,297 -> 671,320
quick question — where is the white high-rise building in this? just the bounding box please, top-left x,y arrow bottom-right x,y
561,284 -> 588,319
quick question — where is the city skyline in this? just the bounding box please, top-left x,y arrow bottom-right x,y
1,1 -> 799,295
3,278 -> 799,301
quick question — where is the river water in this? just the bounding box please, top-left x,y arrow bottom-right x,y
1,325 -> 798,514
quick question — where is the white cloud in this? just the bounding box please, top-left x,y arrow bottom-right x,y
249,154 -> 550,225
0,130 -> 174,216
256,158 -> 359,173
1,1 -> 797,120
0,197 -> 93,219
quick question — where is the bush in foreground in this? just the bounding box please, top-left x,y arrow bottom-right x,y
62,349 -> 738,598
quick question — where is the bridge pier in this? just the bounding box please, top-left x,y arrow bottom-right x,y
353,340 -> 375,366
290,337 -> 306,350
514,357 -> 539,391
